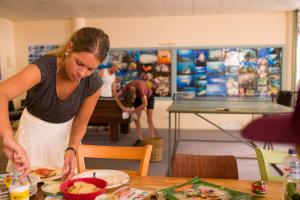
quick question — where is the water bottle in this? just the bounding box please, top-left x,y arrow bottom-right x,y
283,149 -> 300,200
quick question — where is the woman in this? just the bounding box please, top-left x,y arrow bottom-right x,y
98,63 -> 119,97
0,27 -> 109,179
113,80 -> 156,146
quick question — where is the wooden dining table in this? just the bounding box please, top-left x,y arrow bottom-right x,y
31,176 -> 282,200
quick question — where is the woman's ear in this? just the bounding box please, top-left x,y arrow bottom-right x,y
67,42 -> 73,51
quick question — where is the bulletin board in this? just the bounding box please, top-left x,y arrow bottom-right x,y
106,49 -> 172,97
176,47 -> 283,97
28,44 -> 60,64
27,45 -> 283,98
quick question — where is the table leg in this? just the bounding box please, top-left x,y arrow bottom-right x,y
168,111 -> 171,176
194,113 -> 255,149
109,122 -> 119,141
178,113 -> 181,142
172,113 -> 178,173
168,112 -> 179,177
120,123 -> 130,134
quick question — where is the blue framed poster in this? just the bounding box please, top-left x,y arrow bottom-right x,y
28,44 -> 59,63
108,48 -> 172,97
176,47 -> 283,97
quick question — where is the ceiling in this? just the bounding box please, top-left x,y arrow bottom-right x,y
0,0 -> 299,21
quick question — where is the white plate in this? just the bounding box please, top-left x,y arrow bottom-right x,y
45,196 -> 63,200
30,167 -> 62,183
72,170 -> 130,189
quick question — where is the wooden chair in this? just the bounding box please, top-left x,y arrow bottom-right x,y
76,144 -> 152,176
277,90 -> 293,107
255,148 -> 287,181
172,154 -> 239,179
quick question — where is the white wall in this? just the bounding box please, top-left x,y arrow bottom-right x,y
10,13 -> 291,130
0,17 -> 16,80
0,17 -> 18,107
15,20 -> 71,74
86,13 -> 286,47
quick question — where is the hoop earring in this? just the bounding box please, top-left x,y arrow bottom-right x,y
56,64 -> 61,74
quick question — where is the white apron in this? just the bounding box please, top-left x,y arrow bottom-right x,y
7,108 -> 73,171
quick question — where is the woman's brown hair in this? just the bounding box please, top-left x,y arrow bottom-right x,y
70,27 -> 110,62
124,89 -> 136,108
49,27 -> 110,63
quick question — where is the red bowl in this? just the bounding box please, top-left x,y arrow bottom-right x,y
60,177 -> 107,200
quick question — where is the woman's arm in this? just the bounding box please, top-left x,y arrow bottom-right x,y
0,64 -> 41,138
62,89 -> 101,180
109,75 -> 117,97
0,64 -> 41,176
112,83 -> 129,112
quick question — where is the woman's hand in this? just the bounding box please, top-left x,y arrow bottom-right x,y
128,108 -> 135,114
2,135 -> 30,178
62,150 -> 76,180
121,106 -> 130,112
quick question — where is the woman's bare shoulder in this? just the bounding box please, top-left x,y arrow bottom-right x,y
0,64 -> 42,99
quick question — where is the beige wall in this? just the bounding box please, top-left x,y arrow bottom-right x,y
15,20 -> 71,74
12,20 -> 71,103
285,12 -> 297,90
2,12 -> 293,130
86,13 -> 286,47
0,17 -> 16,79
0,17 -> 18,106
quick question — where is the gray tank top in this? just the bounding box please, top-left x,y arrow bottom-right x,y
25,55 -> 102,123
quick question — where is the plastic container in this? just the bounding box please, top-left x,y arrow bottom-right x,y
9,184 -> 29,200
283,149 -> 300,200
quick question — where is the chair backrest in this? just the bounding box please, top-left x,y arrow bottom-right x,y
76,144 -> 152,176
277,90 -> 293,107
255,148 -> 287,181
172,154 -> 239,179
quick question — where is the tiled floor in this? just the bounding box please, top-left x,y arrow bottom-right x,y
83,127 -> 293,180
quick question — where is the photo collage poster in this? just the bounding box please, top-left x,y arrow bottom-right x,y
109,49 -> 172,97
176,47 -> 282,97
28,44 -> 60,64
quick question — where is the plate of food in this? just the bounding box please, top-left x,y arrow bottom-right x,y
30,167 -> 62,182
72,170 -> 130,189
157,177 -> 256,200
